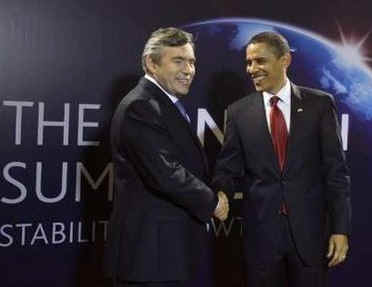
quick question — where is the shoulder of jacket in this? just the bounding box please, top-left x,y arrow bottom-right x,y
296,85 -> 333,100
228,92 -> 257,112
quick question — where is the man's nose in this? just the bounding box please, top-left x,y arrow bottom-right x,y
183,62 -> 194,74
247,61 -> 257,74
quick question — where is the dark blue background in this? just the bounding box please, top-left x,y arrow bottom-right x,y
0,1 -> 370,286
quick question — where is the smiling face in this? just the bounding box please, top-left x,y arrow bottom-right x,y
146,43 -> 196,98
246,42 -> 291,94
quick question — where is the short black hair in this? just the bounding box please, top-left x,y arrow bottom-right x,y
247,31 -> 290,58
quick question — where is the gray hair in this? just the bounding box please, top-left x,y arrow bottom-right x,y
247,31 -> 290,58
142,27 -> 194,73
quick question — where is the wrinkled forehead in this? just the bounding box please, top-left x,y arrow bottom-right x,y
160,43 -> 196,60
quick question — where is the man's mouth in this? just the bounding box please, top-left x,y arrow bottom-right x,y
177,78 -> 191,86
252,74 -> 267,82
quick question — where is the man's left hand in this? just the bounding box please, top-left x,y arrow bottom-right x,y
327,234 -> 349,267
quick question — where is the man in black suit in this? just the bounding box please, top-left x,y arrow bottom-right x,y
213,32 -> 351,286
104,27 -> 229,287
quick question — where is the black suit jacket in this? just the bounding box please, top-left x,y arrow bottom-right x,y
213,83 -> 351,266
104,77 -> 218,282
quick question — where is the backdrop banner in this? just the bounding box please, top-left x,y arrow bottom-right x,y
1,1 -> 370,286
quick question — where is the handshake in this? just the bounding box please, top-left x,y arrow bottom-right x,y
214,191 -> 229,221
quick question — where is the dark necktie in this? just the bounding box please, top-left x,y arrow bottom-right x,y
270,96 -> 288,171
175,100 -> 190,123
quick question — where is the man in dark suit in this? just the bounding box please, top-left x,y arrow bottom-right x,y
213,32 -> 351,287
104,27 -> 229,287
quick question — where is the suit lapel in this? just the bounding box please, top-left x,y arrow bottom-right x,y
283,83 -> 303,174
243,93 -> 281,174
142,78 -> 210,175
189,125 -> 210,175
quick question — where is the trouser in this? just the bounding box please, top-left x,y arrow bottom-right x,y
244,214 -> 328,287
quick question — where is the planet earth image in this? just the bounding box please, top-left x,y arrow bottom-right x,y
184,18 -> 372,122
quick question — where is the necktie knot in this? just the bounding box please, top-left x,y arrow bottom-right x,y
270,96 -> 280,107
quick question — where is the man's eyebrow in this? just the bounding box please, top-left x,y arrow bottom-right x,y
172,56 -> 195,61
172,56 -> 184,59
246,56 -> 266,62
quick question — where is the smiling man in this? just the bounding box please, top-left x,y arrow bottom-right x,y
104,27 -> 228,287
213,31 -> 351,287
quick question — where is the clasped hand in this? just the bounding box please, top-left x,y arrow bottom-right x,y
214,191 -> 229,221
327,234 -> 349,267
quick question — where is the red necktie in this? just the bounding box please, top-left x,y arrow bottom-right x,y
270,96 -> 288,171
270,96 -> 289,215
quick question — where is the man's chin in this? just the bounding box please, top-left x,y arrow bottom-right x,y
253,84 -> 263,92
175,88 -> 189,97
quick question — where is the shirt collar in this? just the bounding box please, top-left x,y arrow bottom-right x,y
263,78 -> 291,106
145,74 -> 178,104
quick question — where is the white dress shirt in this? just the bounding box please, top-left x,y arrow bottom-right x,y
262,78 -> 291,133
145,74 -> 178,103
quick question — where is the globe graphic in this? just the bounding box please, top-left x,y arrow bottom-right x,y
184,18 -> 372,121
182,18 -> 371,284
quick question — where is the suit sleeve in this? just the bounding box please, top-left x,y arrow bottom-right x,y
320,95 -> 351,235
121,100 -> 218,222
212,105 -> 248,198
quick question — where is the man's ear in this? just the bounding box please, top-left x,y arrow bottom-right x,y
282,52 -> 292,69
145,55 -> 157,75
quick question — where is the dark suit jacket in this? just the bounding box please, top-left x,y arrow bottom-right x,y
104,77 -> 218,282
213,83 -> 351,266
